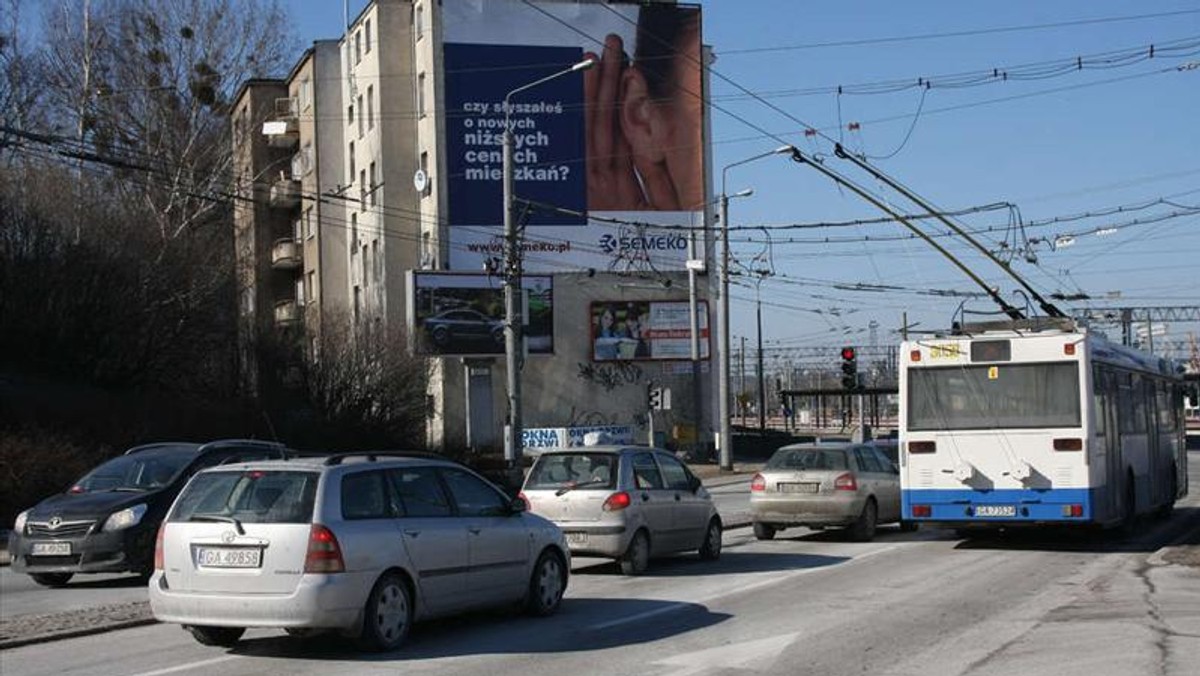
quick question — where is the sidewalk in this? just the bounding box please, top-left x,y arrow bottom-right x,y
692,462 -> 762,487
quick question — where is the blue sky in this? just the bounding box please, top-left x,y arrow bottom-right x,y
288,1 -> 1199,359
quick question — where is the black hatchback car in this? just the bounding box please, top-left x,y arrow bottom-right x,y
8,439 -> 291,587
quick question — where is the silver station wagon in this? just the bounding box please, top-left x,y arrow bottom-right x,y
750,442 -> 914,542
150,453 -> 569,651
520,446 -> 722,575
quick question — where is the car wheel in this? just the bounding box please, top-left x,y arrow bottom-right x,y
431,326 -> 449,345
357,572 -> 412,652
186,625 -> 245,647
492,327 -> 505,345
848,499 -> 878,542
525,550 -> 566,616
752,522 -> 776,541
698,518 -> 722,560
619,530 -> 650,576
30,573 -> 73,588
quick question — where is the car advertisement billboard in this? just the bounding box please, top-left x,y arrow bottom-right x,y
442,0 -> 704,273
408,272 -> 553,356
590,300 -> 709,361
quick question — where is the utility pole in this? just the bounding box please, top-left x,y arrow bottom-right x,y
718,193 -> 733,469
687,228 -> 702,454
740,335 -> 747,426
756,286 -> 765,432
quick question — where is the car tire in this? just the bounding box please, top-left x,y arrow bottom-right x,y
431,326 -> 449,345
898,520 -> 919,533
848,499 -> 878,542
186,625 -> 245,647
525,550 -> 566,616
698,518 -> 722,561
752,522 -> 776,541
30,573 -> 74,588
619,530 -> 650,576
492,327 -> 505,345
357,572 -> 412,652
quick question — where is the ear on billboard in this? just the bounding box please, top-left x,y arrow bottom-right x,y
619,68 -> 661,163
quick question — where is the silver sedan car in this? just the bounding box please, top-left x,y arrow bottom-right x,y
150,453 -> 569,651
520,446 -> 722,575
750,443 -> 914,542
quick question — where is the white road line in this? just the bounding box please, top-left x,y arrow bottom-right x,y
122,655 -> 239,676
586,543 -> 904,631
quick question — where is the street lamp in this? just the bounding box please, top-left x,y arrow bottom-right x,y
717,145 -> 795,471
502,57 -> 595,468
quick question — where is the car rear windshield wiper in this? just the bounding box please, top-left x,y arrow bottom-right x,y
189,514 -> 245,535
555,478 -> 607,496
108,487 -> 149,492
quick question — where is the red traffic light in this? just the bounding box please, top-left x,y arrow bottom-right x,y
841,347 -> 856,361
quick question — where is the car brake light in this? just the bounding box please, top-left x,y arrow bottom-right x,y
912,505 -> 932,518
517,491 -> 531,511
154,523 -> 166,571
602,491 -> 631,512
908,441 -> 936,454
304,524 -> 345,574
834,473 -> 858,491
1053,438 -> 1083,451
750,474 -> 765,492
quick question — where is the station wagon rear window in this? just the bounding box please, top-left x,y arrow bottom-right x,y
526,453 -> 617,490
766,448 -> 848,471
170,471 -> 318,524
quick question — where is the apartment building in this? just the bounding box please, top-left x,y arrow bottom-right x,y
233,0 -> 715,456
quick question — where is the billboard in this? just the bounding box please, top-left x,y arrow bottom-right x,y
408,272 -> 553,356
442,0 -> 704,272
590,300 -> 709,361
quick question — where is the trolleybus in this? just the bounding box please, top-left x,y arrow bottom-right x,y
899,319 -> 1187,529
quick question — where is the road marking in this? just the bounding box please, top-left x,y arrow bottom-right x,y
654,632 -> 799,676
587,544 -> 903,631
123,655 -> 239,676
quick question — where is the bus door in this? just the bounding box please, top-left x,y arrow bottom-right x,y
1142,377 -> 1162,508
1098,369 -> 1122,521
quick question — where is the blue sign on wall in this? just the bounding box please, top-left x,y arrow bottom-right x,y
444,43 -> 588,227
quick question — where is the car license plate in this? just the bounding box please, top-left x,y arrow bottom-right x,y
778,482 -> 819,494
975,505 -> 1016,517
31,542 -> 72,556
565,532 -> 589,545
196,547 -> 262,568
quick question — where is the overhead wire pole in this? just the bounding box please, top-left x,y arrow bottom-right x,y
501,57 -> 595,469
832,144 -> 1067,319
785,147 -> 1026,320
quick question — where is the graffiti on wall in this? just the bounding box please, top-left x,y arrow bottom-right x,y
575,361 -> 643,392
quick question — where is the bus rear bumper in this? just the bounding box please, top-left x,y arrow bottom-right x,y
902,488 -> 1100,523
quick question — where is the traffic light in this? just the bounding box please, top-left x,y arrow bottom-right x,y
840,346 -> 858,390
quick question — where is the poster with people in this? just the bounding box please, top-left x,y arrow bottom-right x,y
442,0 -> 705,273
591,301 -> 709,361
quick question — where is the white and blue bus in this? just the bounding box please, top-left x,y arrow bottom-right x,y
899,319 -> 1187,529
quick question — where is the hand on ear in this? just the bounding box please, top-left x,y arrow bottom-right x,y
584,35 -> 646,211
621,67 -> 681,210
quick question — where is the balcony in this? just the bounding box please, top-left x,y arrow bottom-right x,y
269,173 -> 301,210
274,299 -> 300,326
271,238 -> 302,270
262,98 -> 299,148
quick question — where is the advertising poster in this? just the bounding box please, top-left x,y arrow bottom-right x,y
442,0 -> 704,272
591,300 -> 709,361
409,272 -> 553,356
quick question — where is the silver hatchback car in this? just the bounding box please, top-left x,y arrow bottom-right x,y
520,446 -> 721,575
750,443 -> 913,542
150,453 -> 569,651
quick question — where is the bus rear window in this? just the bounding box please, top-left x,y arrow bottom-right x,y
908,362 -> 1081,431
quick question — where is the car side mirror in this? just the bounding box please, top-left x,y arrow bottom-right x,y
689,475 -> 703,493
509,497 -> 527,514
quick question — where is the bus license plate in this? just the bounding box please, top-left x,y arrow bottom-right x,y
976,505 -> 1016,517
197,547 -> 261,568
31,542 -> 72,556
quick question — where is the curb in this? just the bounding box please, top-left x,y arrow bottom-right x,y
0,618 -> 159,651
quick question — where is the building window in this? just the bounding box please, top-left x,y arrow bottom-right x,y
416,5 -> 424,41
367,85 -> 374,130
295,277 -> 305,306
365,19 -> 372,53
369,162 -> 377,206
362,244 -> 369,288
372,239 -> 380,281
305,270 -> 316,303
360,169 -> 366,211
353,286 -> 361,323
348,142 -> 355,179
417,72 -> 427,118
299,77 -> 312,111
419,151 -> 430,196
351,213 -> 358,250
357,94 -> 364,137
292,216 -> 302,241
347,102 -> 353,128
355,31 -> 361,64
304,206 -> 314,239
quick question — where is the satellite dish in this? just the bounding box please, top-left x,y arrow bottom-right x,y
413,169 -> 429,193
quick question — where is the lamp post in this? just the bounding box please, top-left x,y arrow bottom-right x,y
717,145 -> 795,470
502,57 -> 595,468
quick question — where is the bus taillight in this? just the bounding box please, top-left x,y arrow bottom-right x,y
1061,504 -> 1083,517
912,505 -> 932,518
908,441 -> 936,454
1053,438 -> 1083,451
